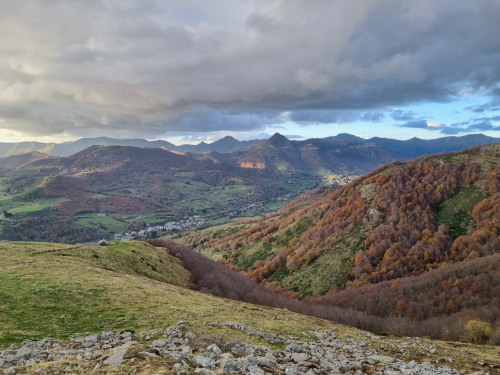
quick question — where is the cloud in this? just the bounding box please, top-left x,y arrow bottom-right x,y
0,1 -> 500,139
289,110 -> 384,124
399,120 -> 446,130
466,96 -> 500,113
390,110 -> 420,122
410,115 -> 500,134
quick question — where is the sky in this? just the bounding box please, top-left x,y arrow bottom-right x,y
1,1 -> 500,145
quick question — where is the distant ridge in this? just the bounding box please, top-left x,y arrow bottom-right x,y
366,133 -> 500,157
0,136 -> 266,157
324,133 -> 365,141
0,151 -> 55,171
0,133 -> 499,159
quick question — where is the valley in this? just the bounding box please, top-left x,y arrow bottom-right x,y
2,133 -> 499,244
2,140 -> 500,373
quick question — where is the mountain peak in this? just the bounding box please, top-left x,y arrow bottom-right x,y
263,133 -> 293,148
219,135 -> 238,141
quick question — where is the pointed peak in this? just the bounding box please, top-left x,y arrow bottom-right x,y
263,133 -> 293,148
219,135 -> 238,141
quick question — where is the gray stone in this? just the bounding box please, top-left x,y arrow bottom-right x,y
99,331 -> 114,341
103,342 -> 135,366
16,346 -> 32,357
193,354 -> 214,368
2,368 -> 16,375
247,364 -> 265,375
218,353 -> 233,372
152,339 -> 167,348
119,331 -> 133,340
291,352 -> 310,363
367,354 -> 394,364
207,344 -> 221,355
103,351 -> 126,366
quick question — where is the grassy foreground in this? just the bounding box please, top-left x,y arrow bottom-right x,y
0,241 -> 499,374
0,241 -> 332,348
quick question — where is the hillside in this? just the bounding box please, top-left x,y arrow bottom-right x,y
0,145 -> 318,243
184,143 -> 500,339
234,134 -> 404,178
0,152 -> 54,171
0,240 -> 498,375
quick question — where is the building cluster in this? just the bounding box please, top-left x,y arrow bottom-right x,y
112,216 -> 209,241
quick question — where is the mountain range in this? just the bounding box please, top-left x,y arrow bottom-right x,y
0,136 -> 263,157
3,132 -> 500,244
1,133 -> 500,159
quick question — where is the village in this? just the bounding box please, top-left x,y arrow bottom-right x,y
110,200 -> 278,242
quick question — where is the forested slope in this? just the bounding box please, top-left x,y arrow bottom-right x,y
183,144 -> 500,335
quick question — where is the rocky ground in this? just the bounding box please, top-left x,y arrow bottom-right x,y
0,320 -> 498,375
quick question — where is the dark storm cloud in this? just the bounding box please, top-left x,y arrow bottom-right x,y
1,0 -> 500,139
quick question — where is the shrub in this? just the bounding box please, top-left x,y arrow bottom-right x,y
492,328 -> 500,346
466,320 -> 492,344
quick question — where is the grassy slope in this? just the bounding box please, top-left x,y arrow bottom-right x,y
0,241 -> 499,374
270,229 -> 364,296
0,241 -> 343,349
434,184 -> 487,238
0,241 -> 190,346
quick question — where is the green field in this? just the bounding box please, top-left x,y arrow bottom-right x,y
76,214 -> 128,234
265,201 -> 289,210
0,196 -> 69,215
434,184 -> 487,238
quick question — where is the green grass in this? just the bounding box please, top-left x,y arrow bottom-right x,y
434,185 -> 487,238
0,196 -> 69,215
270,228 -> 364,296
0,241 -> 340,349
265,201 -> 289,210
8,203 -> 54,213
235,242 -> 277,270
0,241 -> 191,346
91,193 -> 107,198
0,241 -> 498,375
76,214 -> 127,234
